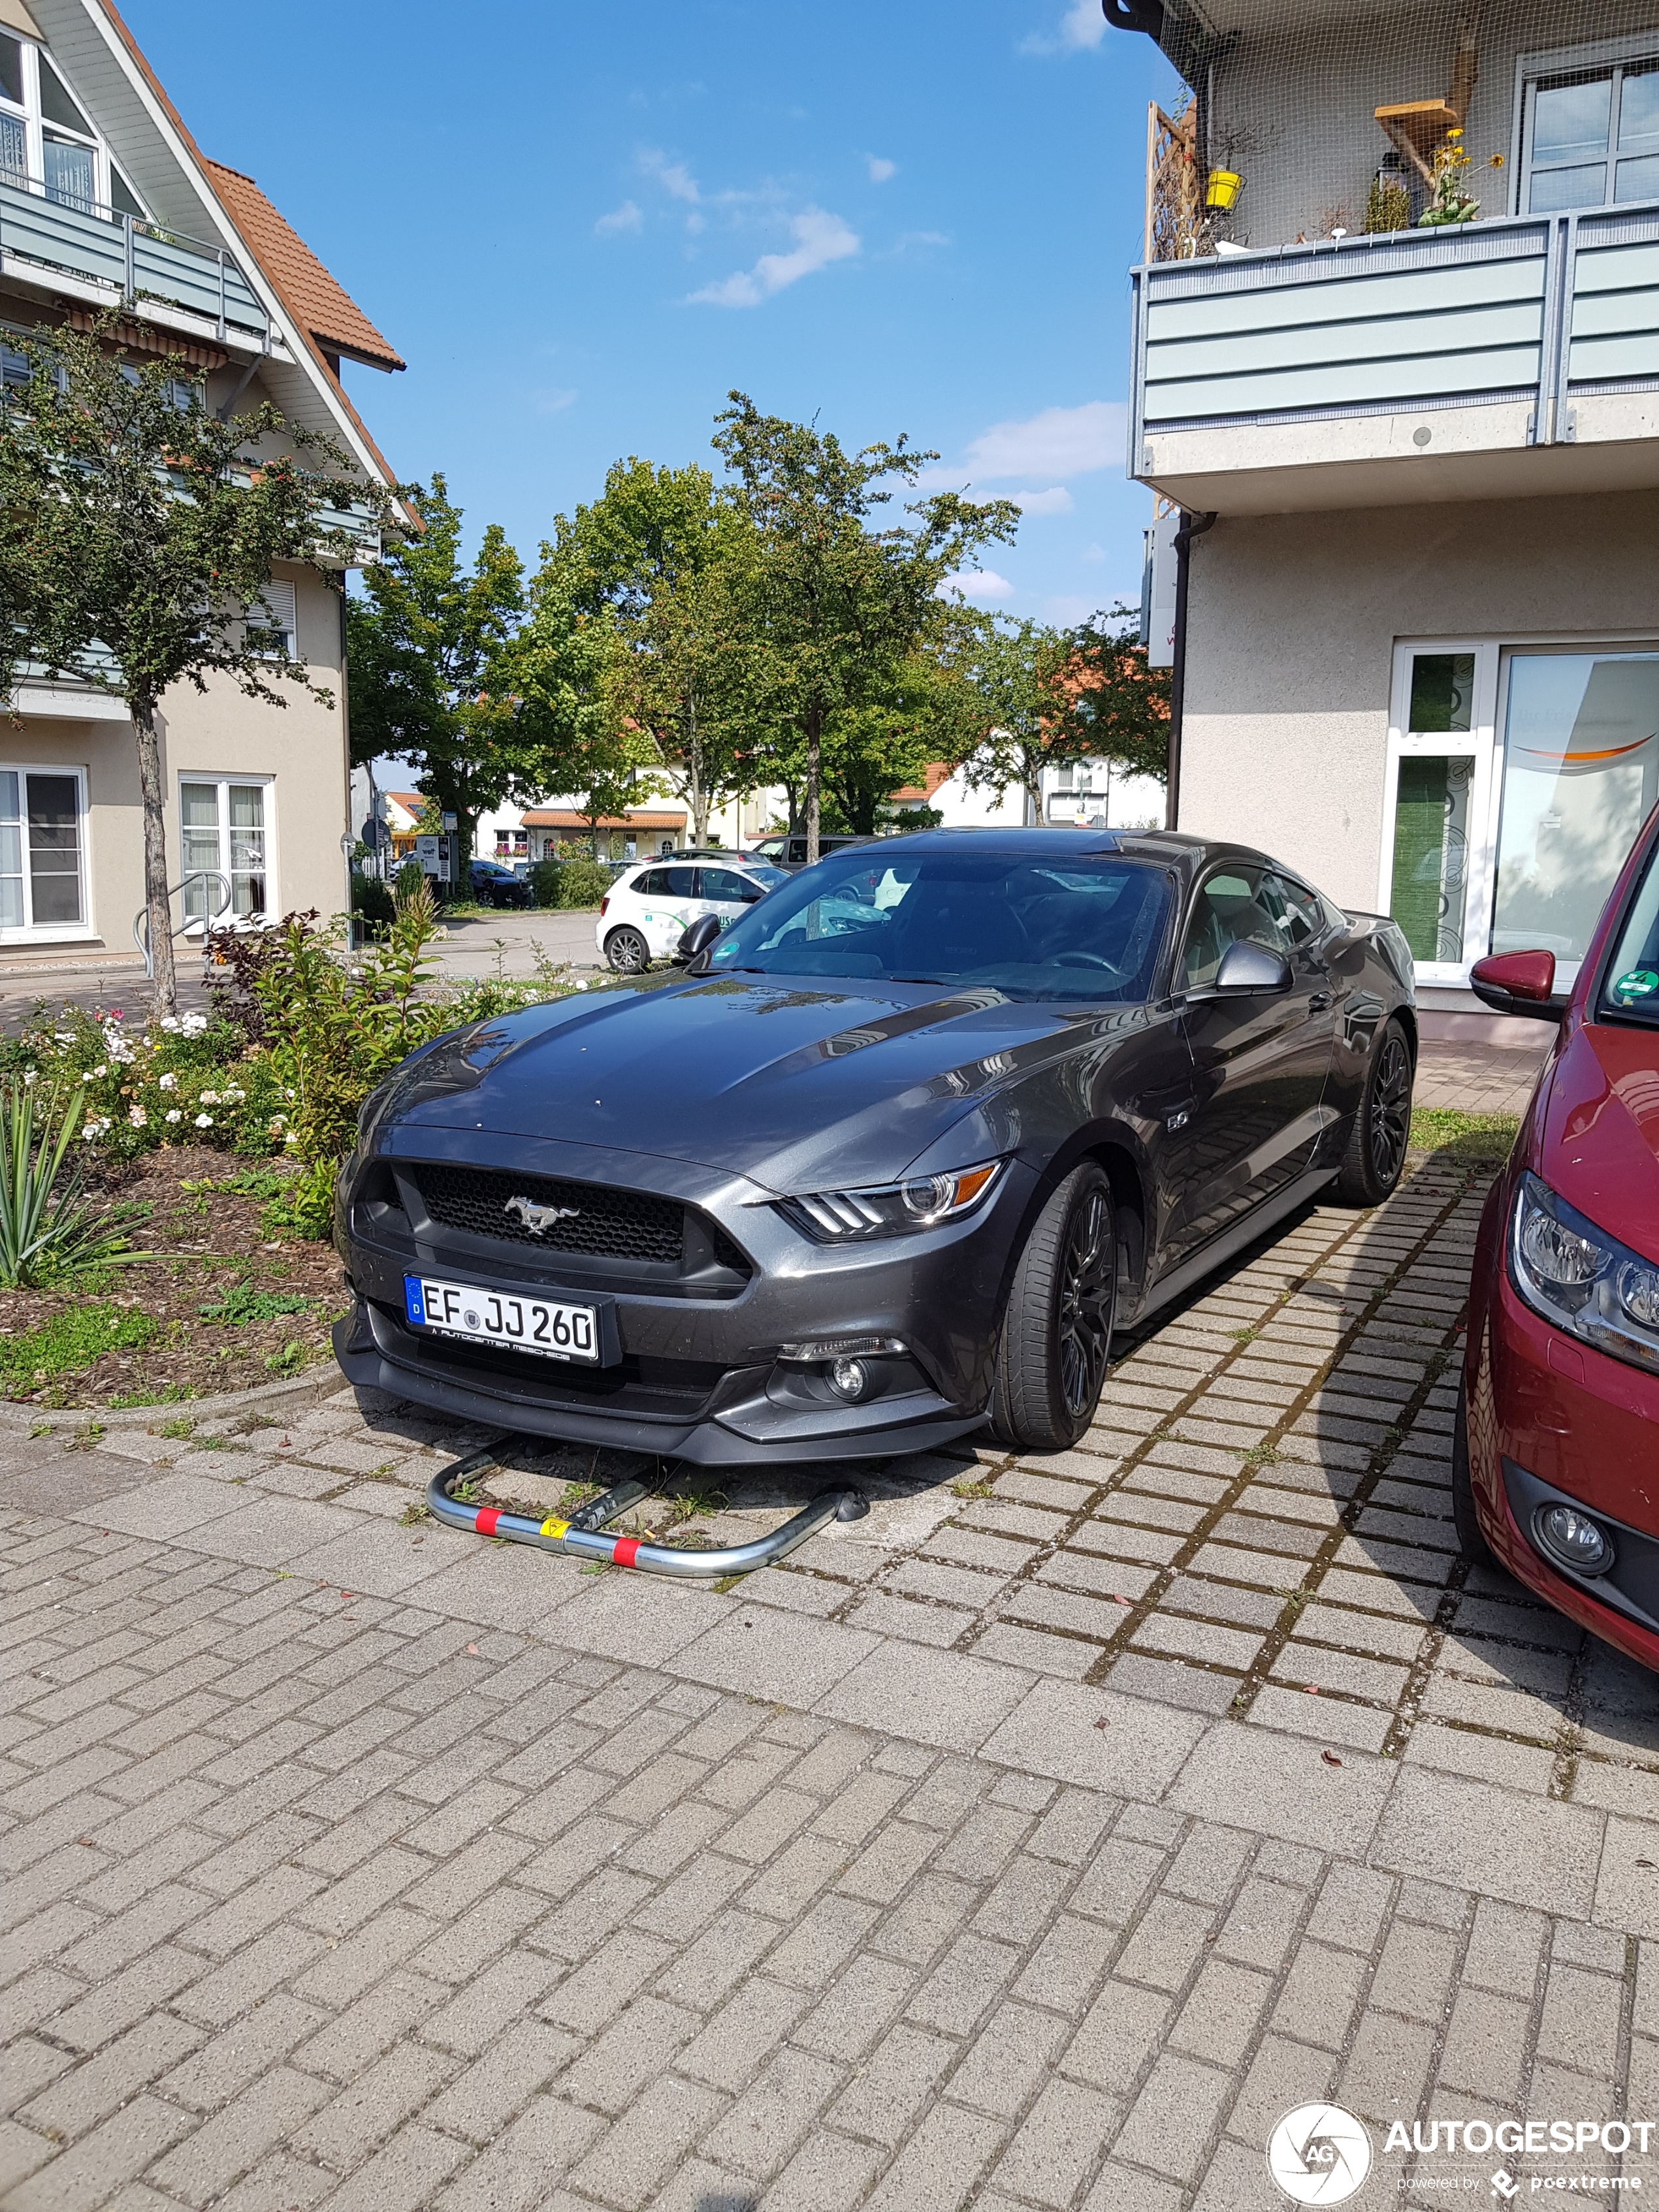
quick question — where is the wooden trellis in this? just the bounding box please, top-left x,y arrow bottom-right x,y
1145,102 -> 1201,264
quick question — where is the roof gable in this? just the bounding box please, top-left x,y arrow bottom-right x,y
204,160 -> 402,373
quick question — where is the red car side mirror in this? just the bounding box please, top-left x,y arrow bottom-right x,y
1470,950 -> 1565,1022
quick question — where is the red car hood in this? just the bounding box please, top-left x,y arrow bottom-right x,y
1539,1020 -> 1659,1265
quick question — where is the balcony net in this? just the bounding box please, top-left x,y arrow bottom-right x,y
1133,0 -> 1659,263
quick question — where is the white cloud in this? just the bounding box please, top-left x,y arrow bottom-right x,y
1021,0 -> 1108,54
688,208 -> 860,308
533,387 -> 577,415
1009,485 -> 1074,515
963,400 -> 1125,481
594,199 -> 643,236
941,568 -> 1015,603
644,153 -> 703,203
867,155 -> 897,183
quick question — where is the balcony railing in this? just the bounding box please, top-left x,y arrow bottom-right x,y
0,172 -> 268,347
1129,200 -> 1659,492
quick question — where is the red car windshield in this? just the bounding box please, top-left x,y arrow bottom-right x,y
1600,839 -> 1659,1026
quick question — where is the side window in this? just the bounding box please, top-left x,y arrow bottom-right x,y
1261,872 -> 1325,948
1181,869 -> 1280,989
662,866 -> 699,899
700,867 -> 751,903
634,867 -> 669,897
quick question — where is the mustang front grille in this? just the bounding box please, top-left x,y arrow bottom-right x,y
410,1163 -> 685,1265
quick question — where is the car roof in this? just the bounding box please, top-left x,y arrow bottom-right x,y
821,825 -> 1261,884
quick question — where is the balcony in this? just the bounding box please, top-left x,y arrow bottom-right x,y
0,173 -> 269,353
1129,202 -> 1659,514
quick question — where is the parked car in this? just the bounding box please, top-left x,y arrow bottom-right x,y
334,829 -> 1416,1466
594,858 -> 788,972
468,859 -> 534,909
1457,805 -> 1659,1671
749,832 -> 879,869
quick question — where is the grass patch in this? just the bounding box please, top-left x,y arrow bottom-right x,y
198,1280 -> 314,1326
0,1302 -> 158,1382
155,1416 -> 196,1440
182,1168 -> 293,1203
264,1339 -> 313,1375
107,1383 -> 196,1410
1409,1108 -> 1520,1162
951,1477 -> 996,1500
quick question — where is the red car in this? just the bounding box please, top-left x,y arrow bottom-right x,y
1460,806 -> 1659,1671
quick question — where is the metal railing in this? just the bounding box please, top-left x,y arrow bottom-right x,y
133,869 -> 231,978
0,171 -> 267,345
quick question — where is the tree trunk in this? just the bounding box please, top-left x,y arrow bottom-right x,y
133,695 -> 178,1016
687,680 -> 710,846
805,703 -> 822,865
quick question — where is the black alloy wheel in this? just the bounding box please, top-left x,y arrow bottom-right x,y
605,926 -> 651,974
1335,1015 -> 1413,1205
990,1162 -> 1116,1454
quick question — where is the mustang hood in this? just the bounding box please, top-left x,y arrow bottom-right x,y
383,974 -> 1104,1191
1540,1018 -> 1659,1264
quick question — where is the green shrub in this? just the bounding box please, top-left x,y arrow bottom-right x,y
0,1081 -> 145,1287
0,1299 -> 157,1381
528,859 -> 562,908
351,873 -> 396,938
198,1279 -> 314,1324
554,858 -> 613,909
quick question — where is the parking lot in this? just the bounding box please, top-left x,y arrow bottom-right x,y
5,1142 -> 1658,2211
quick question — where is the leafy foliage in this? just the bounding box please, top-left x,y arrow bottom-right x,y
197,1279 -> 314,1325
0,1300 -> 157,1381
0,1082 -> 145,1287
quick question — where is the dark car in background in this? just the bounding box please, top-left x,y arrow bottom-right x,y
1458,804 -> 1659,1672
468,859 -> 534,909
334,829 -> 1415,1465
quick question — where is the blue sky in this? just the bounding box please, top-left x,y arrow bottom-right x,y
137,0 -> 1179,624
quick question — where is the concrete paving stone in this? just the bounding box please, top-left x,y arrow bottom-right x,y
1166,1723 -> 1394,1858
1095,1490 -> 1210,1535
861,2100 -> 1008,2212
1111,2050 -> 1234,2183
1434,1631 -> 1576,1699
675,1605 -> 876,1708
970,1622 -> 1099,1678
152,2064 -> 335,2202
990,2077 -> 1120,2209
1332,1535 -> 1455,1586
1268,1934 -> 1368,2051
3,2094 -> 198,2212
1161,1575 -> 1286,1632
828,2020 -> 956,2147
794,1952 -> 917,2063
1292,1602 -> 1426,1663
1372,1767 -> 1603,1918
980,1677 -> 1207,1800
946,1999 -> 1072,2122
1401,1720 -> 1558,1794
1338,2007 -> 1440,2132
1245,1688 -> 1393,1754
882,1556 -> 1010,1609
1226,2030 -> 1339,2147
82,1477 -> 247,1542
1131,1613 -> 1264,1673
551,1996 -> 696,2116
1572,1763 -> 1659,1821
1274,1641 -> 1410,1705
1435,1985 -> 1532,2104
1164,1820 -> 1255,1906
1185,1541 -> 1319,1593
1070,1520 -> 1185,1567
1168,1958 -> 1274,2068
1107,1656 -> 1240,1717
923,1526 -> 1042,1575
762,2127 -> 884,2212
1536,1959 -> 1626,2078
1368,1917 -> 1462,2021
1317,1567 -> 1441,1622
1061,1976 -> 1174,2094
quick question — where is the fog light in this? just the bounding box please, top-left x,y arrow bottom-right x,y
829,1356 -> 871,1401
1535,1503 -> 1615,1577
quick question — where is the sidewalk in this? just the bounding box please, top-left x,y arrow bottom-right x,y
3,1132 -> 1654,2211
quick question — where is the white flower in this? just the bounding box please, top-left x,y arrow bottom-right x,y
90,1064 -> 108,1079
164,1108 -> 182,1124
159,1015 -> 180,1033
80,1116 -> 112,1140
224,1087 -> 245,1102
199,1091 -> 221,1106
22,1070 -> 35,1086
180,1012 -> 208,1037
283,1130 -> 300,1146
574,982 -> 587,992
53,1031 -> 73,1043
194,1113 -> 213,1128
127,1106 -> 148,1128
157,1072 -> 177,1091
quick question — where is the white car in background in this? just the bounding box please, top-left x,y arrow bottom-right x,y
596,856 -> 788,973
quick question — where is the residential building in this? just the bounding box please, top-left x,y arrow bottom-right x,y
0,0 -> 402,980
1107,0 -> 1659,1034
478,804 -> 688,865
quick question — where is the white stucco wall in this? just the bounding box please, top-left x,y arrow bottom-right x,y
1178,488 -> 1659,911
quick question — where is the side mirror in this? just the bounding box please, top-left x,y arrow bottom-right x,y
1470,949 -> 1566,1023
1214,940 -> 1293,995
675,912 -> 723,969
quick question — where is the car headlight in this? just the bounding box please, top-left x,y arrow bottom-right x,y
779,1160 -> 1005,1243
1510,1171 -> 1659,1379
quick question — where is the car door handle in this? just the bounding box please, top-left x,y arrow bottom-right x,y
1309,991 -> 1332,1012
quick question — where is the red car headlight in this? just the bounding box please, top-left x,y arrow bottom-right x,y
1510,1171 -> 1659,1379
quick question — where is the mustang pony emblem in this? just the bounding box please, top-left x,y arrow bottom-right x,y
503,1195 -> 581,1236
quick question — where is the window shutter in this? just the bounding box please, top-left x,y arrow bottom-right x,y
255,581 -> 296,654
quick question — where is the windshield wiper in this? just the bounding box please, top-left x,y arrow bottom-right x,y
888,974 -> 948,986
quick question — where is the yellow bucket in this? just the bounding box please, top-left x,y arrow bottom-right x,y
1206,168 -> 1242,210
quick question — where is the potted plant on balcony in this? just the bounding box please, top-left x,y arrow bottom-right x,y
1418,129 -> 1479,226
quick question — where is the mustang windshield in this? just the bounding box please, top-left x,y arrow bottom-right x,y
707,850 -> 1173,1002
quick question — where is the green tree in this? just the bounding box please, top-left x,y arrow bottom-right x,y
502,570 -> 658,856
0,316 -> 389,1013
344,473 -> 524,871
1055,608 -> 1172,792
545,458 -> 762,846
712,393 -> 1017,863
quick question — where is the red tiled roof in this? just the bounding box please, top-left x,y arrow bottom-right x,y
202,160 -> 404,373
889,761 -> 954,804
522,810 -> 686,831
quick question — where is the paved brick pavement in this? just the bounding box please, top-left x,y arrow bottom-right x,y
5,1146 -> 1658,2211
1414,1036 -> 1549,1119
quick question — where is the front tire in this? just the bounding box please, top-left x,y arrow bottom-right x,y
990,1163 -> 1116,1455
1451,1372 -> 1494,1569
605,926 -> 651,974
1334,1015 -> 1413,1205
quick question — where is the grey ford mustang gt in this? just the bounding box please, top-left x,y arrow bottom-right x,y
333,829 -> 1415,1463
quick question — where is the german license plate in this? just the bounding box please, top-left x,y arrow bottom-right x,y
403,1275 -> 600,1363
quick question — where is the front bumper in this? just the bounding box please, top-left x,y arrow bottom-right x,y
1468,1174 -> 1659,1671
334,1131 -> 1033,1464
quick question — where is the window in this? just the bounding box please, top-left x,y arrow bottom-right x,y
248,581 -> 295,659
179,778 -> 270,923
700,867 -> 760,904
1492,652 -> 1659,963
1524,57 -> 1659,211
1383,646 -> 1490,973
1600,841 -> 1659,1026
0,31 -> 135,220
1181,869 -> 1283,989
0,768 -> 86,935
